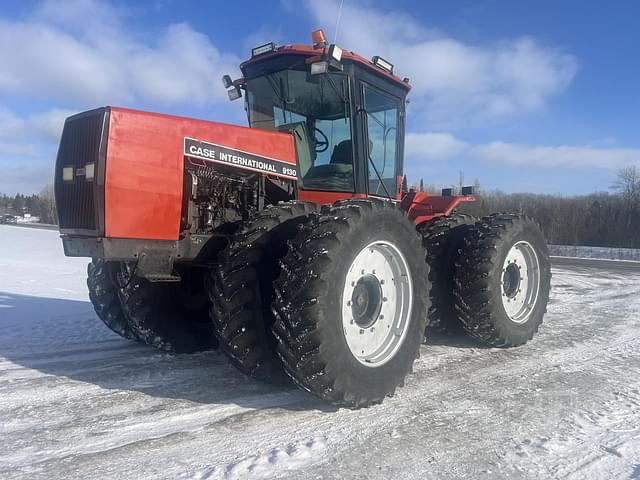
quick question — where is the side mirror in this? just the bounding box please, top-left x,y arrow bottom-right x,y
222,75 -> 233,89
222,74 -> 244,101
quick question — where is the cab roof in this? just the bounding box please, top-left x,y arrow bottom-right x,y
240,43 -> 411,92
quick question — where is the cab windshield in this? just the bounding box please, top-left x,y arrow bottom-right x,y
246,69 -> 354,191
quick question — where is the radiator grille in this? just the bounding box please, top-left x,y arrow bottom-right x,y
54,108 -> 108,233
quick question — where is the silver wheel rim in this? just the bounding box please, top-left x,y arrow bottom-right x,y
341,240 -> 413,367
501,241 -> 541,324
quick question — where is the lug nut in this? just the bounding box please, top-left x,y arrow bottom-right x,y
359,329 -> 364,334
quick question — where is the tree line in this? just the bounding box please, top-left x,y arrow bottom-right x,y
3,167 -> 640,248
418,166 -> 640,249
0,185 -> 57,224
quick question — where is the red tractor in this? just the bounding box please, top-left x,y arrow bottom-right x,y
55,30 -> 551,407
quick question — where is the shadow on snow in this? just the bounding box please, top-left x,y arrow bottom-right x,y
0,291 -> 333,412
0,291 -> 480,410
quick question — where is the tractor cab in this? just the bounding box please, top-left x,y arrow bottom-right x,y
227,30 -> 411,200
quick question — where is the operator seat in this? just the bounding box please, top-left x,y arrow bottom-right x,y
330,140 -> 353,165
303,139 -> 354,190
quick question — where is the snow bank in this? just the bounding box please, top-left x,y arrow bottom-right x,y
549,244 -> 640,261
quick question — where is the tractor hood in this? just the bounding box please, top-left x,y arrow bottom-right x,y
54,106 -> 297,241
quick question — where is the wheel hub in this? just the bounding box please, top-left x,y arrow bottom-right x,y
351,274 -> 383,328
500,241 -> 541,324
502,263 -> 521,299
341,240 -> 413,367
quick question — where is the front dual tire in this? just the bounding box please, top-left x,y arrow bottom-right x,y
207,202 -> 320,382
272,199 -> 429,407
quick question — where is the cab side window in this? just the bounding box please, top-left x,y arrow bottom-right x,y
363,85 -> 400,196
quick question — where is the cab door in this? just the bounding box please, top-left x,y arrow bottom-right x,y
361,83 -> 404,198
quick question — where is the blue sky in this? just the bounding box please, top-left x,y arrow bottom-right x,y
1,0 -> 639,195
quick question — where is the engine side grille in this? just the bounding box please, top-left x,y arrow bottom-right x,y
54,108 -> 109,234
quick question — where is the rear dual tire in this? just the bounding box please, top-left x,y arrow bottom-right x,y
88,259 -> 217,353
87,258 -> 138,340
419,213 -> 476,332
454,214 -> 551,347
117,263 -> 217,353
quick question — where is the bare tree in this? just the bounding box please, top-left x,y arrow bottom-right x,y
612,166 -> 640,207
38,184 -> 58,224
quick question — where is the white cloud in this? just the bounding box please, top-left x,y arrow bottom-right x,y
0,1 -> 241,108
405,132 -> 468,161
471,141 -> 640,169
402,129 -> 640,171
34,0 -> 120,29
0,107 -> 77,194
0,107 -> 73,149
27,108 -> 76,142
0,0 -> 244,194
0,162 -> 55,195
128,23 -> 240,106
306,1 -> 577,127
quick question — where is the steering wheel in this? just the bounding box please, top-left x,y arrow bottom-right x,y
313,127 -> 329,153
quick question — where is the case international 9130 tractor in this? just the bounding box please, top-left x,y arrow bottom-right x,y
54,29 -> 551,407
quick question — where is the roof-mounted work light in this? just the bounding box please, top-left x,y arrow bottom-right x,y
372,55 -> 394,74
328,44 -> 342,62
222,74 -> 233,89
251,42 -> 275,57
227,86 -> 242,101
310,61 -> 329,75
309,43 -> 344,75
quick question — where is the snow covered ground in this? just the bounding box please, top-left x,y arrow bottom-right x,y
1,224 -> 640,480
550,244 -> 640,261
